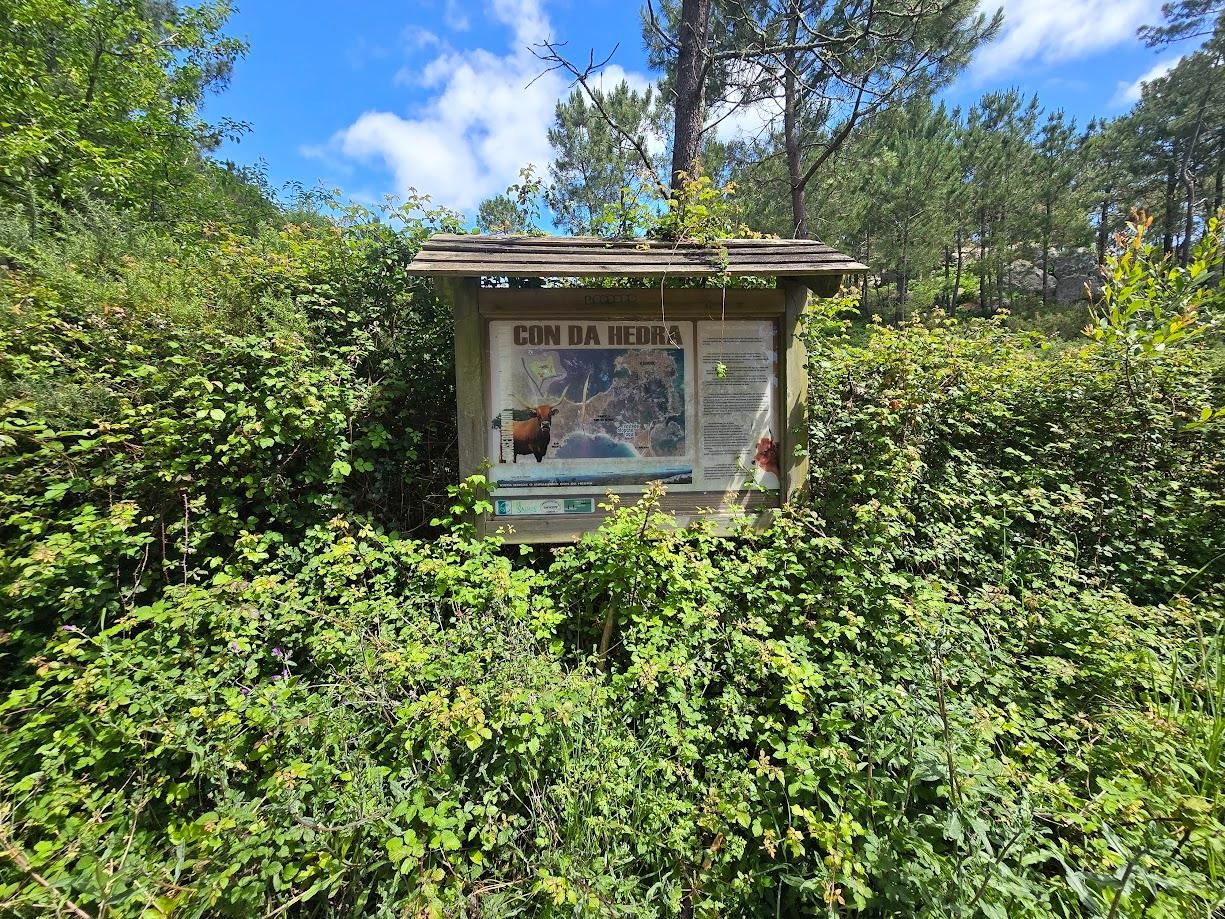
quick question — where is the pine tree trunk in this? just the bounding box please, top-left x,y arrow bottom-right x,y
952,229 -> 963,311
783,92 -> 806,238
864,223 -> 873,315
1180,78 -> 1214,267
782,4 -> 807,237
1164,160 -> 1177,254
670,0 -> 711,191
944,245 -> 951,310
979,211 -> 987,313
1183,165 -> 1198,266
1041,199 -> 1052,309
1097,197 -> 1109,264
1000,163 -> 1010,311
899,224 -> 909,320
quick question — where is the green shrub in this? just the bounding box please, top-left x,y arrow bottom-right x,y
1,211 -> 1222,917
806,310 -> 1224,605
1,500 -> 1221,916
0,200 -> 463,674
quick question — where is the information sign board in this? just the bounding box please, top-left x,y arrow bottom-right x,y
486,317 -> 779,507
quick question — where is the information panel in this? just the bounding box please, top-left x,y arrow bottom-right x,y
487,317 -> 777,502
696,320 -> 781,491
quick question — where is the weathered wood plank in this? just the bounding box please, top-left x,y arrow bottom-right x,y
424,254 -> 852,268
408,262 -> 863,277
421,252 -> 726,268
480,305 -> 787,321
799,274 -> 842,297
489,491 -> 780,544
408,233 -> 870,278
426,233 -> 846,249
418,249 -> 853,266
424,241 -> 847,257
492,509 -> 778,543
438,276 -> 486,538
779,279 -> 811,503
477,286 -> 786,316
490,491 -> 780,510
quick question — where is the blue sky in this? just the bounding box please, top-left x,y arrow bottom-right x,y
203,0 -> 1196,218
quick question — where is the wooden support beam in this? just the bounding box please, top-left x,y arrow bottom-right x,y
779,279 -> 811,504
437,275 -> 486,538
800,274 -> 842,298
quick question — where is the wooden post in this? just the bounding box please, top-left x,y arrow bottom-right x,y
779,278 -> 810,504
438,275 -> 486,537
778,274 -> 841,504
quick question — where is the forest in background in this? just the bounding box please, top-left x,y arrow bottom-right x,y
1,1 -> 1224,916
502,0 -> 1225,332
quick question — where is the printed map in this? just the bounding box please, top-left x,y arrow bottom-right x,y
516,348 -> 686,460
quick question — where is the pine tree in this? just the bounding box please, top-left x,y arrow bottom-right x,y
0,0 -> 245,223
1033,111 -> 1085,306
546,82 -> 663,235
962,92 -> 1039,310
862,99 -> 959,315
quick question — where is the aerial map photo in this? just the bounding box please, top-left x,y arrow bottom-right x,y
492,344 -> 693,487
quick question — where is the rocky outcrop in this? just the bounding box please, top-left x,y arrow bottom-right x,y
1050,248 -> 1097,279
998,249 -> 1102,305
1055,275 -> 1102,305
1006,259 -> 1056,296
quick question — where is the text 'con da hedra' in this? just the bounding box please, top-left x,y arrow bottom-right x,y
511,324 -> 685,347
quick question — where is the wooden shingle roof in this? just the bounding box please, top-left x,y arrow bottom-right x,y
405,234 -> 868,278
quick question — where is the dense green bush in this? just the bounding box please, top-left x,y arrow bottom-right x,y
0,200 -> 463,674
2,0 -> 1221,911
807,312 -> 1224,604
1,213 -> 1223,916
1,496 -> 1221,916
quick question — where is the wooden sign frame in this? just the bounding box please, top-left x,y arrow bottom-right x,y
437,279 -> 829,543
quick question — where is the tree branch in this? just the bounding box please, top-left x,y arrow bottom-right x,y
644,0 -> 680,54
530,40 -> 669,199
0,841 -> 95,919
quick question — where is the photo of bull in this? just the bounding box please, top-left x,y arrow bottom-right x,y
497,373 -> 585,464
512,401 -> 560,463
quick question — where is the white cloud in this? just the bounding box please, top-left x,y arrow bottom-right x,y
393,28 -> 450,87
345,36 -> 391,71
1111,56 -> 1181,106
592,65 -> 666,158
708,94 -> 783,144
972,0 -> 1160,78
297,141 -> 355,177
491,0 -> 550,47
590,63 -> 653,96
321,0 -> 653,213
403,26 -> 443,53
703,59 -> 781,144
444,0 -> 471,32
